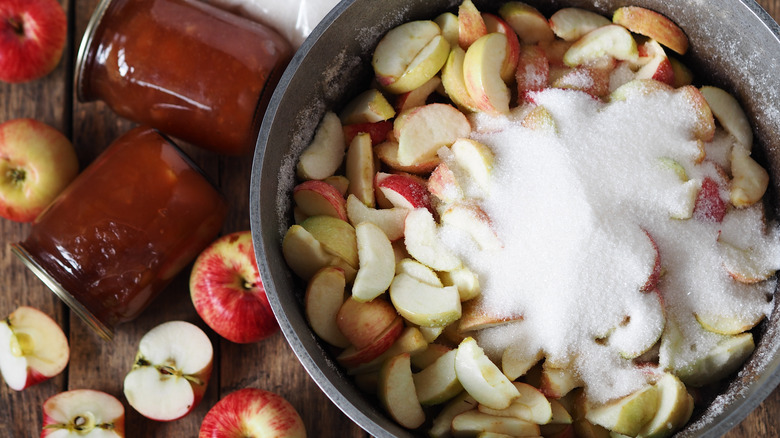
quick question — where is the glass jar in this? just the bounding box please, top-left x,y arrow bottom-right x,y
75,0 -> 292,156
12,127 -> 228,340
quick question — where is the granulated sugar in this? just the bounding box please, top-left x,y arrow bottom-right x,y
441,87 -> 780,403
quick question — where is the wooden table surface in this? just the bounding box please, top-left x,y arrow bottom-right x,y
2,1 -> 780,437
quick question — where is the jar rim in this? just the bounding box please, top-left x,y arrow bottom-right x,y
74,0 -> 117,103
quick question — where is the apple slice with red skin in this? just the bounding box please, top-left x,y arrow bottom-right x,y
464,33 -> 512,115
198,388 -> 306,438
337,316 -> 404,368
693,176 -> 728,223
375,141 -> 441,175
498,1 -> 555,45
41,389 -> 125,438
123,321 -> 213,421
0,0 -> 67,83
190,231 -> 278,344
0,118 -> 79,222
458,0 -> 487,50
337,296 -> 398,350
613,6 -> 689,55
516,44 -> 550,102
0,305 -> 69,391
304,266 -> 350,348
428,162 -> 464,205
676,85 -> 716,142
343,120 -> 393,146
634,39 -> 675,86
347,326 -> 428,375
296,111 -> 345,181
441,46 -> 481,113
376,172 -> 433,213
292,180 -> 348,221
395,76 -> 442,113
482,13 -> 520,83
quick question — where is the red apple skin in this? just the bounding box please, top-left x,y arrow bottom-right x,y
190,231 -> 279,344
199,388 -> 306,438
0,0 -> 67,83
377,173 -> 433,213
343,120 -> 393,145
0,118 -> 79,222
694,176 -> 727,223
292,180 -> 348,221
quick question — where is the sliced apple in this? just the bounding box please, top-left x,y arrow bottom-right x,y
455,337 -> 520,410
539,365 -> 583,399
345,132 -> 375,207
551,63 -> 613,99
373,20 -> 450,94
348,326 -> 429,375
516,45 -> 550,100
440,265 -> 481,302
390,273 -> 462,327
435,12 -> 460,48
451,410 -> 541,436
413,348 -> 464,405
464,32 -> 511,115
337,296 -> 398,350
411,343 -> 452,369
676,332 -> 755,387
613,6 -> 689,55
478,381 -> 553,425
442,46 -> 481,112
550,8 -> 611,41
669,57 -> 694,87
428,161 -> 465,205
634,40 -> 675,86
340,89 -> 395,125
352,222 -> 396,301
404,207 -> 463,272
700,85 -> 753,149
441,202 -> 502,251
395,76 -> 442,113
296,111 -> 346,180
378,353 -> 426,429
281,224 -> 356,282
293,180 -> 348,221
498,1 -> 555,44
419,326 -> 445,343
522,105 -> 557,133
375,141 -> 441,175
376,172 -> 433,212
459,298 -> 522,332
606,291 -> 666,359
637,373 -> 694,438
337,317 -> 404,368
730,144 -> 769,208
396,257 -> 443,287
429,391 -> 479,438
563,25 -> 639,67
719,238 -> 778,284
584,384 -> 659,437
450,138 -> 495,193
304,266 -> 350,348
501,343 -> 543,381
676,84 -> 716,142
395,103 -> 471,166
609,78 -> 673,102
458,0 -> 488,50
482,13 -> 521,82
300,215 -> 359,269
346,194 -> 407,242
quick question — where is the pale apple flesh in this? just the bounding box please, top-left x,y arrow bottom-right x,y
41,389 -> 125,438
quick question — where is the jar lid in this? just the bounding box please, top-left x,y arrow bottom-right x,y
10,243 -> 115,341
74,0 -> 116,103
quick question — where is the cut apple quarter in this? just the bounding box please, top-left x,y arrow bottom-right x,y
638,373 -> 694,438
378,353 -> 426,429
404,207 -> 463,272
455,337 -> 520,410
351,222 -> 396,301
413,348 -> 464,405
463,32 -> 511,115
281,224 -> 357,282
296,111 -> 345,181
0,306 -> 69,391
563,24 -> 639,67
123,321 -> 213,421
304,266 -> 350,348
41,389 -> 125,438
292,180 -> 348,221
450,138 -> 495,194
390,273 -> 462,327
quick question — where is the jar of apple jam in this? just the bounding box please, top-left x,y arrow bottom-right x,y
12,127 -> 228,340
74,0 -> 292,156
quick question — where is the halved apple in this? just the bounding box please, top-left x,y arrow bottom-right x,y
404,207 -> 463,272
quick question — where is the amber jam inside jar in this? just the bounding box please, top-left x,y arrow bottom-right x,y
12,127 -> 228,340
75,0 -> 292,156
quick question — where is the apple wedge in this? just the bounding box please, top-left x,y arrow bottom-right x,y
677,332 -> 755,387
0,306 -> 69,391
281,224 -> 357,282
700,85 -> 753,149
339,88 -> 396,125
440,265 -> 481,302
343,120 -> 393,146
694,309 -> 765,336
501,343 -> 543,381
637,373 -> 694,438
451,410 -> 541,437
718,238 -> 778,284
411,343 -> 452,369
396,257 -> 443,287
292,180 -> 348,221
584,383 -> 659,436
123,321 -> 213,421
428,162 -> 465,205
482,13 -> 521,83
435,12 -> 460,48
563,24 -> 639,67
539,365 -> 583,399
450,138 -> 495,193
522,105 -> 557,133
440,202 -> 503,251
458,0 -> 488,50
463,32 -> 511,115
304,266 -> 350,348
442,46 -> 481,112
395,76 -> 442,113
730,144 -> 769,208
459,298 -> 522,332
337,317 -> 404,369
300,215 -> 359,269
372,20 -> 450,94
413,348 -> 464,405
395,103 -> 471,167
351,222 -> 396,301
375,141 -> 441,175
346,194 -> 408,242
676,85 -> 716,142
404,207 -> 463,272
478,381 -> 553,425
390,272 -> 462,327
516,45 -> 550,100
347,326 -> 429,375
550,8 -> 611,41
634,39 -> 675,86
498,1 -> 555,44
455,337 -> 520,410
429,391 -> 479,438
296,111 -> 345,180
345,132 -> 376,207
376,172 -> 433,212
378,353 -> 426,429
41,389 -> 125,438
613,6 -> 689,55
337,296 -> 398,349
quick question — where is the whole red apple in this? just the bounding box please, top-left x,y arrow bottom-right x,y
0,118 -> 79,222
190,231 -> 279,343
199,388 -> 306,438
0,0 -> 67,83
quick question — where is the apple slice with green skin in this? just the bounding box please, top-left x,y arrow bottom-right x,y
375,141 -> 441,175
395,103 -> 471,167
482,13 -> 521,83
413,348 -> 464,405
478,382 -> 553,425
441,202 -> 503,251
351,221 -> 396,301
451,410 -> 541,437
390,273 -> 462,327
442,46 -> 481,113
451,138 -> 495,194
429,391 -> 479,438
198,388 -> 306,438
584,384 -> 659,437
372,20 -> 450,94
189,231 -> 278,344
498,1 -> 555,44
337,296 -> 398,349
281,224 -> 357,282
395,76 -> 442,113
346,194 -> 408,242
123,321 -> 213,421
300,215 -> 359,269
378,353 -> 426,429
730,144 -> 769,208
637,373 -> 694,438
296,111 -> 345,181
613,6 -> 689,55
458,0 -> 487,50
293,180 -> 348,221
0,118 -> 79,222
550,8 -> 611,41
304,266 -> 350,348
455,337 -> 520,410
700,86 -> 753,149
339,89 -> 395,125
516,45 -> 550,101
0,306 -> 69,391
41,389 -> 125,438
396,257 -> 443,287
345,132 -> 375,207
440,266 -> 481,302
337,317 -> 404,369
464,32 -> 511,115
435,12 -> 460,48
404,207 -> 463,272
563,24 -> 639,67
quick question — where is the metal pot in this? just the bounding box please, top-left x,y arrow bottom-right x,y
250,0 -> 780,436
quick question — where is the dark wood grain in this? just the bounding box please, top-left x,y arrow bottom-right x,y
1,1 -> 779,437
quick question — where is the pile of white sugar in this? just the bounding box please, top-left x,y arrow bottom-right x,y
439,88 -> 780,403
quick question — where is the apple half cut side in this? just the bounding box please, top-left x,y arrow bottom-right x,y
0,305 -> 69,391
198,388 -> 306,438
123,321 -> 213,421
41,389 -> 125,438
